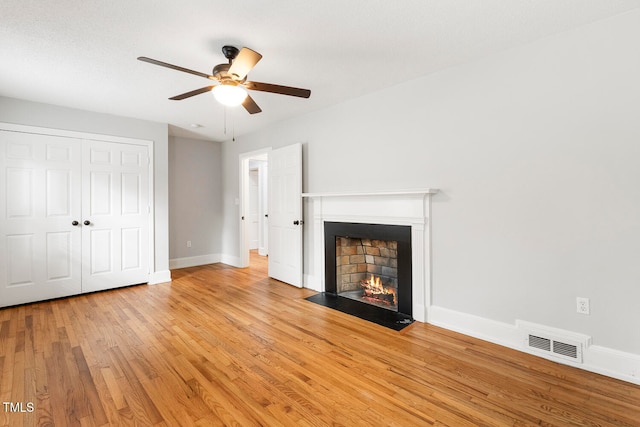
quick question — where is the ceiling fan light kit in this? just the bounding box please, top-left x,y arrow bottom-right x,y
138,45 -> 311,114
212,83 -> 248,106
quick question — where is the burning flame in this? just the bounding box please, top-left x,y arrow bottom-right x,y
361,274 -> 397,305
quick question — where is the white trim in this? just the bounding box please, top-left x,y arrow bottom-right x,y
148,270 -> 172,285
169,254 -> 223,269
220,254 -> 243,268
0,121 -> 158,282
257,160 -> 269,257
585,345 -> 640,384
303,274 -> 322,292
169,253 -> 246,270
429,306 -> 521,348
429,305 -> 640,385
1,121 -> 151,145
302,189 -> 438,198
146,137 -> 156,284
238,147 -> 271,268
318,214 -> 426,227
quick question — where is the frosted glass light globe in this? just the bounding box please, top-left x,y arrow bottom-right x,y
212,84 -> 248,106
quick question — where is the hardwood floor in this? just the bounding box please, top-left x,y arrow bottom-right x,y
1,252 -> 639,426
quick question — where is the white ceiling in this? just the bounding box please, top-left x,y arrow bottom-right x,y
2,1 -> 639,142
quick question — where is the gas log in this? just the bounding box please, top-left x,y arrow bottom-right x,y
360,274 -> 397,306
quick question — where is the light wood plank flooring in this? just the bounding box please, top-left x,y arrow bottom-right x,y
1,252 -> 639,426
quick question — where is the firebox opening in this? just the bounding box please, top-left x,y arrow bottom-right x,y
309,221 -> 413,330
336,237 -> 399,312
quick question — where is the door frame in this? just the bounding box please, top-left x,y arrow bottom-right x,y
0,122 -> 156,282
238,147 -> 270,268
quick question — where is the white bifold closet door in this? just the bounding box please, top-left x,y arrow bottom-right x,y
0,131 -> 150,307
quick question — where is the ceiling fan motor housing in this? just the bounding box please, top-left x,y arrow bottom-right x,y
212,63 -> 246,84
212,63 -> 231,77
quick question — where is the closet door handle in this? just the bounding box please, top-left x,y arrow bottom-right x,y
83,220 -> 91,226
72,221 -> 79,226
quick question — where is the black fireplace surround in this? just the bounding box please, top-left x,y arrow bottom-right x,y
307,221 -> 413,330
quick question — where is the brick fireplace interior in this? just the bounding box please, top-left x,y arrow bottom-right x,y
336,237 -> 399,310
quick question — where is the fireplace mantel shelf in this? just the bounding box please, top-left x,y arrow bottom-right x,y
302,189 -> 438,198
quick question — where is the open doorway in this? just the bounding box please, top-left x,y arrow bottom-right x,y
239,148 -> 270,268
239,143 -> 303,287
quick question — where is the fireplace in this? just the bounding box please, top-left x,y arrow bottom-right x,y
311,221 -> 413,329
303,189 -> 438,325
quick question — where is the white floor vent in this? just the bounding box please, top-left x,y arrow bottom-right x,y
517,321 -> 591,364
528,334 -> 581,362
528,335 -> 551,352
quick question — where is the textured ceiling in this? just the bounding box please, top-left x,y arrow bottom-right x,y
1,0 -> 639,142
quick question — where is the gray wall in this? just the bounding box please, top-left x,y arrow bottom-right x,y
169,136 -> 222,260
0,96 -> 170,276
220,10 -> 640,355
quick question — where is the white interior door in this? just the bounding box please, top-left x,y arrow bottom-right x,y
81,140 -> 150,293
268,143 -> 302,287
0,131 -> 82,307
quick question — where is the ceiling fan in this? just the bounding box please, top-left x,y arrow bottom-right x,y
138,45 -> 311,114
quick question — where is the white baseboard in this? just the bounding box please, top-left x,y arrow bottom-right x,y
584,345 -> 640,384
412,304 -> 427,323
428,305 -> 640,386
428,306 -> 521,348
168,253 -> 248,270
219,254 -> 242,268
169,254 -> 222,270
303,274 -> 322,292
148,270 -> 172,285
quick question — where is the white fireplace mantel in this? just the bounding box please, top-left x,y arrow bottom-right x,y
302,189 -> 439,198
303,188 -> 438,323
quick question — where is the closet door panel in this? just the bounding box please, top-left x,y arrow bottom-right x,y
82,140 -> 149,292
0,131 -> 82,307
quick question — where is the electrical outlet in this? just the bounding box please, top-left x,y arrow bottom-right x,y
576,297 -> 590,315
187,240 -> 192,248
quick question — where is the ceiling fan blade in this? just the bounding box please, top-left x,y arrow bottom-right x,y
245,81 -> 311,98
228,47 -> 262,80
169,86 -> 215,100
137,56 -> 215,80
242,95 -> 262,114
